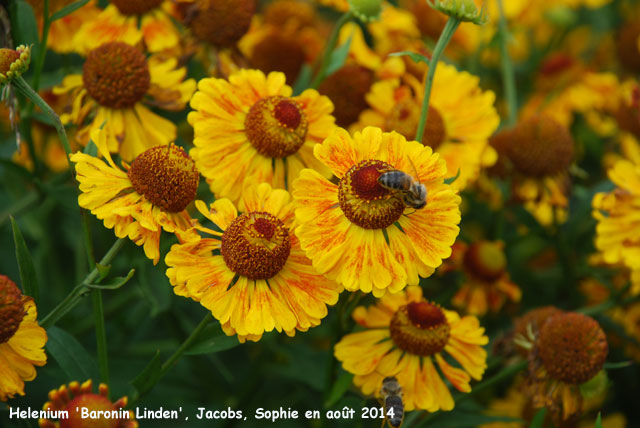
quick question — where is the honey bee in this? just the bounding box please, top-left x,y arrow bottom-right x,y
378,159 -> 427,210
380,376 -> 404,428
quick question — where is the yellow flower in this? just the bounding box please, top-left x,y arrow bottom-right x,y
0,275 -> 47,401
188,69 -> 335,205
39,379 -> 137,428
0,45 -> 31,85
352,62 -> 500,190
293,126 -> 461,296
445,241 -> 521,316
72,1 -> 182,54
165,183 -> 341,343
26,0 -> 101,54
69,128 -> 199,265
334,285 -> 488,411
315,0 -> 350,12
54,41 -> 195,162
593,155 -> 640,272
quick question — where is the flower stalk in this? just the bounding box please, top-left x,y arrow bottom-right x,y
497,0 -> 517,126
415,17 -> 460,143
310,11 -> 353,89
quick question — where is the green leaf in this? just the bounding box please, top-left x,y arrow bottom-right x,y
530,408 -> 546,428
96,262 -> 111,280
185,324 -> 241,355
50,0 -> 91,21
444,169 -> 461,185
594,412 -> 602,428
326,34 -> 353,77
389,50 -> 430,66
324,371 -> 354,407
87,269 -> 135,290
83,139 -> 98,157
10,217 -> 39,304
603,361 -> 633,370
131,351 -> 163,396
46,326 -> 100,381
292,64 -> 313,96
0,159 -> 34,182
10,1 -> 39,47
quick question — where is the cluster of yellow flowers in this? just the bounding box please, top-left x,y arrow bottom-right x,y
2,0 -> 640,426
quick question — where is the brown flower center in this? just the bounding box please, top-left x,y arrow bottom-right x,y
338,160 -> 405,229
82,42 -> 150,109
62,394 -> 118,428
318,64 -> 373,127
264,0 -> 315,27
0,48 -> 20,74
537,312 -> 608,384
463,241 -> 507,282
128,144 -> 199,213
189,0 -> 256,47
110,0 -> 163,15
617,22 -> 640,73
504,114 -> 574,177
0,275 -> 25,344
390,302 -> 450,356
251,33 -> 306,84
245,96 -> 308,158
221,212 -> 291,280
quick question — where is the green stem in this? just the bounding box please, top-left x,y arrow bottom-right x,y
41,238 -> 126,328
92,290 -> 110,390
81,210 -> 96,268
31,0 -> 51,92
496,0 -> 517,127
415,17 -> 460,143
13,76 -> 73,169
160,314 -> 212,375
310,11 -> 353,89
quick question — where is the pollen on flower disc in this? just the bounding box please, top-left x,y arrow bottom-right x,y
338,160 -> 405,229
110,0 -> 163,15
0,49 -> 20,74
505,114 -> 574,177
538,312 -> 608,385
251,33 -> 306,85
190,0 -> 256,47
61,394 -> 118,428
0,275 -> 24,344
463,241 -> 507,282
82,42 -> 150,109
390,302 -> 451,356
318,64 -> 373,127
221,212 -> 291,280
245,96 -> 308,158
128,144 -> 199,213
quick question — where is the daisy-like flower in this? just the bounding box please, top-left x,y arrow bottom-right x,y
334,285 -> 488,411
491,114 -> 574,226
54,41 -> 195,162
293,126 -> 461,296
520,312 -> 608,423
443,241 -> 521,316
39,379 -> 137,428
352,62 -> 499,190
593,155 -> 640,274
165,183 -> 342,343
0,275 -> 47,401
0,45 -> 31,85
69,128 -> 199,264
72,0 -> 182,54
188,69 -> 335,204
